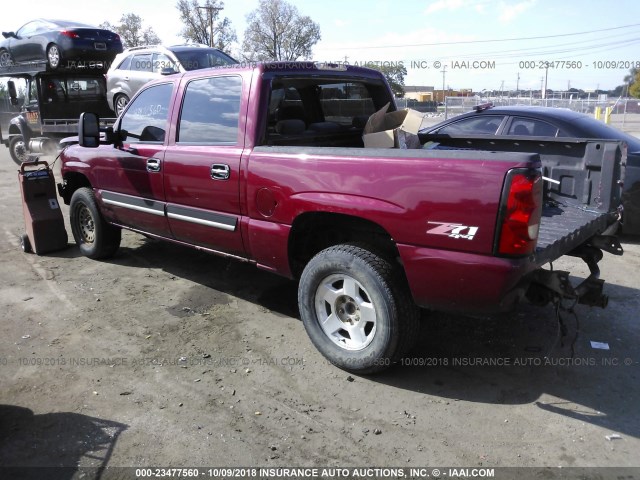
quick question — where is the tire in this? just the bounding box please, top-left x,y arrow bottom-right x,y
114,94 -> 130,116
298,244 -> 420,374
20,233 -> 32,253
9,135 -> 28,165
47,44 -> 61,69
70,187 -> 121,259
0,49 -> 13,67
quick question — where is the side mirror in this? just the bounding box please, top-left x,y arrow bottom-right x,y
79,112 -> 100,148
7,80 -> 18,106
160,67 -> 177,75
2,31 -> 16,39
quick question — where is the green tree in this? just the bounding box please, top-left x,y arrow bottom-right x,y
176,0 -> 237,53
365,63 -> 407,97
623,67 -> 638,86
630,71 -> 640,99
99,14 -> 161,49
241,0 -> 321,61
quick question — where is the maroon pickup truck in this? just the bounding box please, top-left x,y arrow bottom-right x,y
58,62 -> 625,373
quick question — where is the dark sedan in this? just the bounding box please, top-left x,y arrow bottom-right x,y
0,19 -> 122,70
421,105 -> 640,234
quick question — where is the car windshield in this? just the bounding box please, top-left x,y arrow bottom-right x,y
172,49 -> 237,70
573,116 -> 640,152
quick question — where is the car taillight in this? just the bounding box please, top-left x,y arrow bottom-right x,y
61,30 -> 80,38
496,170 -> 542,256
114,34 -> 121,42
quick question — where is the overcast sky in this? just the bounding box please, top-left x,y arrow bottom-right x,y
2,0 -> 639,92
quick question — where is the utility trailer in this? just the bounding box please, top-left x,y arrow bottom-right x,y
0,62 -> 115,164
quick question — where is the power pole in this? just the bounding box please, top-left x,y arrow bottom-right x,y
516,72 -> 520,96
198,4 -> 223,47
441,66 -> 447,103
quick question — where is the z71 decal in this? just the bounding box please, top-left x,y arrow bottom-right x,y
427,221 -> 479,240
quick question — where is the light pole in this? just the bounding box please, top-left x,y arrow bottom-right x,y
198,5 -> 223,47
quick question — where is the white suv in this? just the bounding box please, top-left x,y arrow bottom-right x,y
106,44 -> 237,115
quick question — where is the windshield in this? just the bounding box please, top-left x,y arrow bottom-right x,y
39,76 -> 106,103
172,49 -> 237,71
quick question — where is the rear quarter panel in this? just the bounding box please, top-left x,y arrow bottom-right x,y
246,146 -> 540,255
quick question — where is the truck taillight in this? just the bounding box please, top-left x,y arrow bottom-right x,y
496,170 -> 542,256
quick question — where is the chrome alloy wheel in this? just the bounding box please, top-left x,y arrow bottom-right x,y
77,204 -> 96,243
314,274 -> 377,351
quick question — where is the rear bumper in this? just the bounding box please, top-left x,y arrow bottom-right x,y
398,244 -> 533,313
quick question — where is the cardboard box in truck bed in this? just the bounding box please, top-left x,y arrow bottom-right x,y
362,102 -> 424,148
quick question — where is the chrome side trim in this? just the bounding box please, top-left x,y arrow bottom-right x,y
167,211 -> 236,231
101,191 -> 165,217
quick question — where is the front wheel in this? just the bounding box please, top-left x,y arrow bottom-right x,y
47,44 -> 61,69
114,94 -> 130,115
9,135 -> 28,165
0,49 -> 13,67
298,244 -> 419,374
70,187 -> 121,259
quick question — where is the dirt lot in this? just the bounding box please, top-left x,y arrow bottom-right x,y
0,147 -> 639,477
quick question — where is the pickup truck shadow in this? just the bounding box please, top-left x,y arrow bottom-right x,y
376,280 -> 640,439
110,238 -> 639,439
113,238 -> 301,319
0,404 -> 127,479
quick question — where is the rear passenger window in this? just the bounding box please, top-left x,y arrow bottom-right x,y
116,55 -> 132,71
436,115 -> 505,135
131,54 -> 153,72
177,76 -> 242,144
507,117 -> 559,137
120,83 -> 173,142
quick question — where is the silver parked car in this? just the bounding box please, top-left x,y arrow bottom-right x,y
106,44 -> 237,115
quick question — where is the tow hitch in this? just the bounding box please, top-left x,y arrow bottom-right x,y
526,235 -> 623,308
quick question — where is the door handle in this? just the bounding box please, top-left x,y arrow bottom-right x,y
147,158 -> 161,172
210,164 -> 230,180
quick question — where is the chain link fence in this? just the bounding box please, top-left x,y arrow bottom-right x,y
397,95 -> 640,133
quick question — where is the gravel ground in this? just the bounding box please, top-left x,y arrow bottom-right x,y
0,147 -> 639,479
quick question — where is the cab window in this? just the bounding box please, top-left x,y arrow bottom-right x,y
177,76 -> 241,144
120,83 -> 173,142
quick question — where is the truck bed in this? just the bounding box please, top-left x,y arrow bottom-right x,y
421,135 -> 625,265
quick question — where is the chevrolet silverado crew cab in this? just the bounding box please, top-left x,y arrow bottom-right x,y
58,62 -> 625,373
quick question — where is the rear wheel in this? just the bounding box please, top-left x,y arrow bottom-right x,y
20,234 -> 32,253
298,244 -> 419,374
47,44 -> 61,69
9,135 -> 28,165
0,49 -> 13,67
114,94 -> 130,115
70,187 -> 121,259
